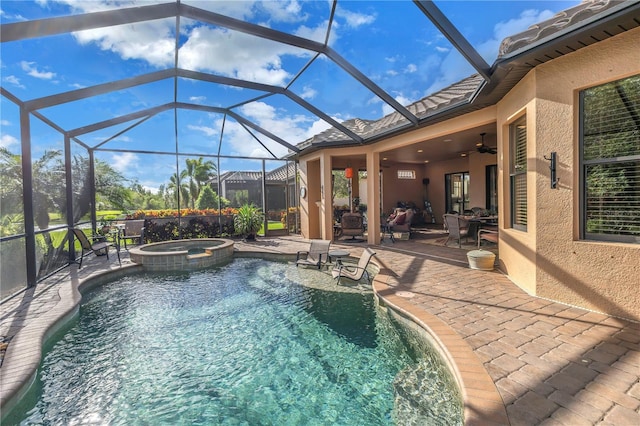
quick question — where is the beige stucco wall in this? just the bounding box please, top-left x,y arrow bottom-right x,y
298,28 -> 639,319
381,163 -> 425,214
496,27 -> 640,320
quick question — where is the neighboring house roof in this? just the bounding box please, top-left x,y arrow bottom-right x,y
266,162 -> 297,182
294,0 -> 640,156
210,162 -> 296,185
211,171 -> 262,185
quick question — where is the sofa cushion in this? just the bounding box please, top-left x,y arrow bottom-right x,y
393,212 -> 406,225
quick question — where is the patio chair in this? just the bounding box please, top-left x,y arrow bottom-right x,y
331,247 -> 376,285
72,228 -> 120,269
121,219 -> 145,249
443,214 -> 471,248
478,228 -> 499,249
388,208 -> 415,237
340,213 -> 365,241
296,239 -> 331,269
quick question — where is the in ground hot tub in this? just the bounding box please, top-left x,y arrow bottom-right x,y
129,238 -> 234,271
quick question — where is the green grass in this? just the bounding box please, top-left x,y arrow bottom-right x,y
258,221 -> 285,234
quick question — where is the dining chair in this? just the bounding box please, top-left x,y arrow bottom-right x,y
442,214 -> 471,248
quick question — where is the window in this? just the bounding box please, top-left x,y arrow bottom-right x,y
580,74 -> 640,243
397,170 -> 416,179
510,116 -> 527,231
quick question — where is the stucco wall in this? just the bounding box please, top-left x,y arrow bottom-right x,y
381,163 -> 425,214
498,27 -> 640,320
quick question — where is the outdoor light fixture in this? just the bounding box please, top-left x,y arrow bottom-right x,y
345,167 -> 353,179
544,152 -> 559,189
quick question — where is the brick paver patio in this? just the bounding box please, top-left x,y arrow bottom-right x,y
1,235 -> 638,425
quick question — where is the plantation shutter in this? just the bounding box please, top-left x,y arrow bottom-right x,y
511,117 -> 527,231
581,74 -> 640,243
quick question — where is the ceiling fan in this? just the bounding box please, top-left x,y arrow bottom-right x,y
476,133 -> 497,154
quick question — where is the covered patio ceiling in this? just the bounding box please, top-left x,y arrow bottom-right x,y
2,0 -> 638,175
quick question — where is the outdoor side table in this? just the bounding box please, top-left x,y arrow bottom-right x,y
381,223 -> 395,242
328,249 -> 350,266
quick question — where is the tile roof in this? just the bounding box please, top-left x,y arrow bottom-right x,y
498,0 -> 623,57
297,74 -> 485,148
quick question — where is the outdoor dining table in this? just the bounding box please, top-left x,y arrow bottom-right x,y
465,216 -> 498,241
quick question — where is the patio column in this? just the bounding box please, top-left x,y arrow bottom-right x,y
366,151 -> 381,245
319,152 -> 333,240
351,171 -> 360,212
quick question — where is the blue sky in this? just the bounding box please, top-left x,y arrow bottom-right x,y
1,0 -> 579,192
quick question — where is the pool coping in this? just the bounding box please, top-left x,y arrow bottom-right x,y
372,273 -> 509,425
1,253 -> 507,425
0,264 -> 142,418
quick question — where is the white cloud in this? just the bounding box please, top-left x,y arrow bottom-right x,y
2,75 -> 24,88
20,61 -> 56,79
179,25 -> 307,86
110,152 -> 138,173
1,134 -> 19,149
0,8 -> 27,21
381,94 -> 414,116
294,20 -> 333,44
298,85 -> 317,100
435,46 -> 450,53
260,1 -> 307,24
47,1 -> 313,86
72,20 -> 175,68
335,7 -> 376,28
405,64 -> 417,73
478,8 -> 557,62
190,95 -> 206,103
0,120 -> 10,126
424,8 -> 557,95
304,118 -> 333,140
188,124 -> 218,137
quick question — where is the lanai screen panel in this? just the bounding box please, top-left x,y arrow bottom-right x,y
330,1 -> 465,111
175,78 -> 269,110
177,16 -> 316,87
0,97 -> 27,299
88,111 -> 177,154
175,109 -> 226,155
181,0 -> 333,39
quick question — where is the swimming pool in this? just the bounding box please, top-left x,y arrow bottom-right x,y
6,258 -> 462,425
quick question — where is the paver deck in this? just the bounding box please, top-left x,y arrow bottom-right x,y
1,235 -> 638,425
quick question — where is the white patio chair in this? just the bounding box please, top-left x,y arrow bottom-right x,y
296,239 -> 331,269
331,247 -> 376,285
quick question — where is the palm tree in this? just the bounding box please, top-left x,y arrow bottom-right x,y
183,157 -> 217,208
168,172 -> 189,209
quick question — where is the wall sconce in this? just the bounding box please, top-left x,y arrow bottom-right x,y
345,167 -> 353,179
544,152 -> 559,189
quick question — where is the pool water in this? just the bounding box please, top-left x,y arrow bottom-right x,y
7,258 -> 462,425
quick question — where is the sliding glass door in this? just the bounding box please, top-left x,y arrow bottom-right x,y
445,172 -> 469,214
